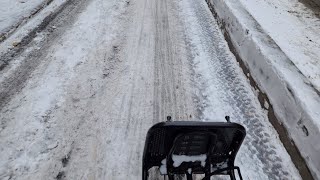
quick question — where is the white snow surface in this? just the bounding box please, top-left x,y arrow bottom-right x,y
172,154 -> 207,167
181,0 -> 301,179
159,159 -> 167,175
0,0 -> 303,179
239,0 -> 320,92
207,0 -> 320,178
0,0 -> 47,36
0,0 -> 66,56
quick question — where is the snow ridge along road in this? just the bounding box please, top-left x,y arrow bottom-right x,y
205,0 -> 320,178
0,0 -> 302,179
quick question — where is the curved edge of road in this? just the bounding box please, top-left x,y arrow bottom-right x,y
205,0 -> 319,179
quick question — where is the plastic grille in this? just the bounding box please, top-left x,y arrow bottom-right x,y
149,128 -> 166,156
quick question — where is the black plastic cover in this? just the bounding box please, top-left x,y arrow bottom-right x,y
142,121 -> 246,180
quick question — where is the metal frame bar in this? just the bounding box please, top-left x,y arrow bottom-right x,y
201,166 -> 243,180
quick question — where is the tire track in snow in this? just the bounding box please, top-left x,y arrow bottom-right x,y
0,0 -> 123,179
0,0 -> 303,179
0,0 -> 197,179
0,0 -> 93,111
153,0 -> 196,124
0,0 -> 54,43
177,0 -> 302,179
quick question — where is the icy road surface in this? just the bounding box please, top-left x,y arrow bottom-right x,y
0,0 -> 302,179
0,0 -> 48,37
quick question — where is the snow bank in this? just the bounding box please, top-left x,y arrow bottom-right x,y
239,0 -> 320,92
206,0 -> 320,178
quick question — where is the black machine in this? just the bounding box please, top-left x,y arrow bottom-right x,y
142,116 -> 246,180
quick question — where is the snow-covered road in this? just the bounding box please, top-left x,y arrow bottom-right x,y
0,0 -> 49,40
0,0 -> 303,179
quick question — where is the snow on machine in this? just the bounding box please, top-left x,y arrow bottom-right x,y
143,116 -> 246,180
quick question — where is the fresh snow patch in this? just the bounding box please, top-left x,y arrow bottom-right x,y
172,154 -> 207,167
187,168 -> 192,174
159,159 -> 167,175
264,99 -> 269,110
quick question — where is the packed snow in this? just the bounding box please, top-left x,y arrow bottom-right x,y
159,159 -> 167,175
0,0 -> 307,179
180,0 -> 302,179
0,0 -> 67,60
239,0 -> 320,92
0,0 -> 47,37
172,154 -> 207,167
207,0 -> 320,178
